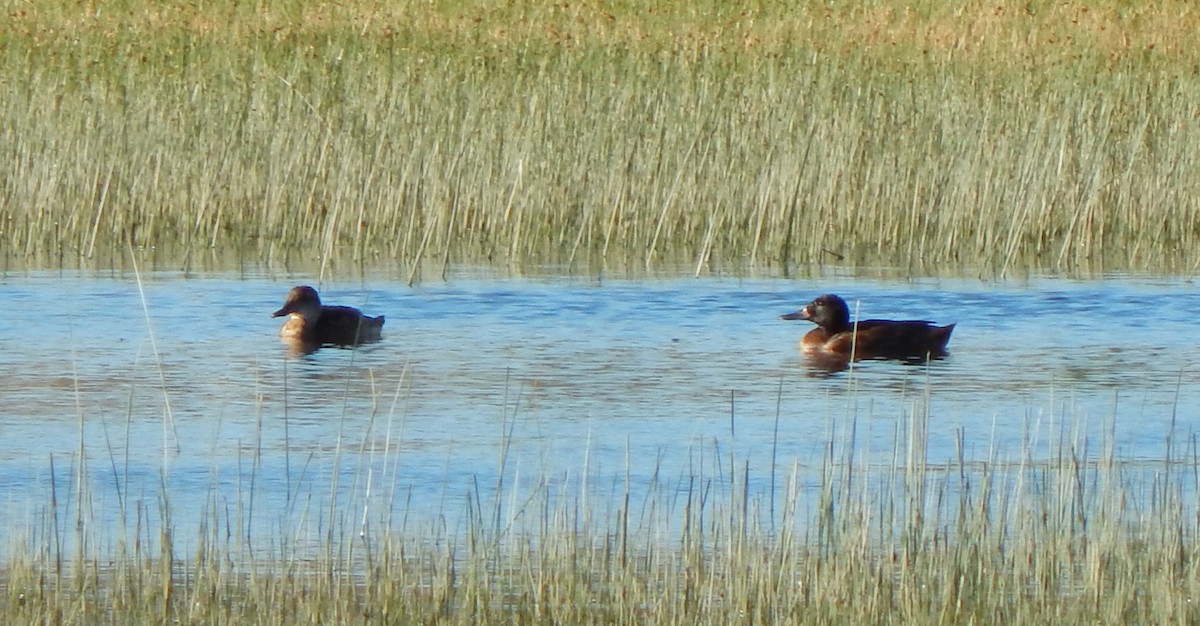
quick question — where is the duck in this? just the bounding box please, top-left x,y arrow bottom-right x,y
780,294 -> 954,361
272,285 -> 384,350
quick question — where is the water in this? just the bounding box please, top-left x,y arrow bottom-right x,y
1,270 -> 1198,556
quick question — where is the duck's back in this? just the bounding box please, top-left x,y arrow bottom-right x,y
804,320 -> 954,358
313,306 -> 385,346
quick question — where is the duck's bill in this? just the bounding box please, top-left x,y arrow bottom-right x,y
780,309 -> 811,321
271,306 -> 293,318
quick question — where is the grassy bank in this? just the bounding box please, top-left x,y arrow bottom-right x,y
3,1 -> 1200,277
3,404 -> 1199,624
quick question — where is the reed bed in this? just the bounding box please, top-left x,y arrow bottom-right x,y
3,394 -> 1200,625
3,1 -> 1200,277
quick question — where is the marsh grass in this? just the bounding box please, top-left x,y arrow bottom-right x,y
4,386 -> 1200,624
4,2 -> 1200,277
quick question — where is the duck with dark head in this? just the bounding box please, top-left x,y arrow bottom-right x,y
272,286 -> 384,354
781,294 -> 954,365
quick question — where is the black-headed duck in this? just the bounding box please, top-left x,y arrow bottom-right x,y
272,286 -> 384,351
781,294 -> 954,361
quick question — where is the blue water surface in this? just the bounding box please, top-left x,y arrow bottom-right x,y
1,269 -> 1198,557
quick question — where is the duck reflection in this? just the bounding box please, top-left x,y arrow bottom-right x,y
800,351 -> 950,377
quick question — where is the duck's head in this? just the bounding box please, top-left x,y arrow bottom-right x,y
780,294 -> 851,330
272,285 -> 323,322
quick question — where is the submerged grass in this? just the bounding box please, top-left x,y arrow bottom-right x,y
3,1 -> 1200,277
4,391 -> 1200,624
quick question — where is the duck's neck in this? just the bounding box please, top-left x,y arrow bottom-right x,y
825,313 -> 855,334
296,303 -> 323,324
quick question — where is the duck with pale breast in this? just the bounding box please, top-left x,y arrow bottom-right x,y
780,294 -> 954,360
272,286 -> 384,348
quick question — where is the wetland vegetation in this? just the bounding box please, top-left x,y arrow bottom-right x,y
4,396 -> 1200,625
3,0 -> 1200,277
5,2 -> 1200,623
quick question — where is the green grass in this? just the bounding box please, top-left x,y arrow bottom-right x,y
4,393 -> 1200,624
3,1 -> 1200,277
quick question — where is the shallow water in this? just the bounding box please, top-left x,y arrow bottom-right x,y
1,270 -> 1199,555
